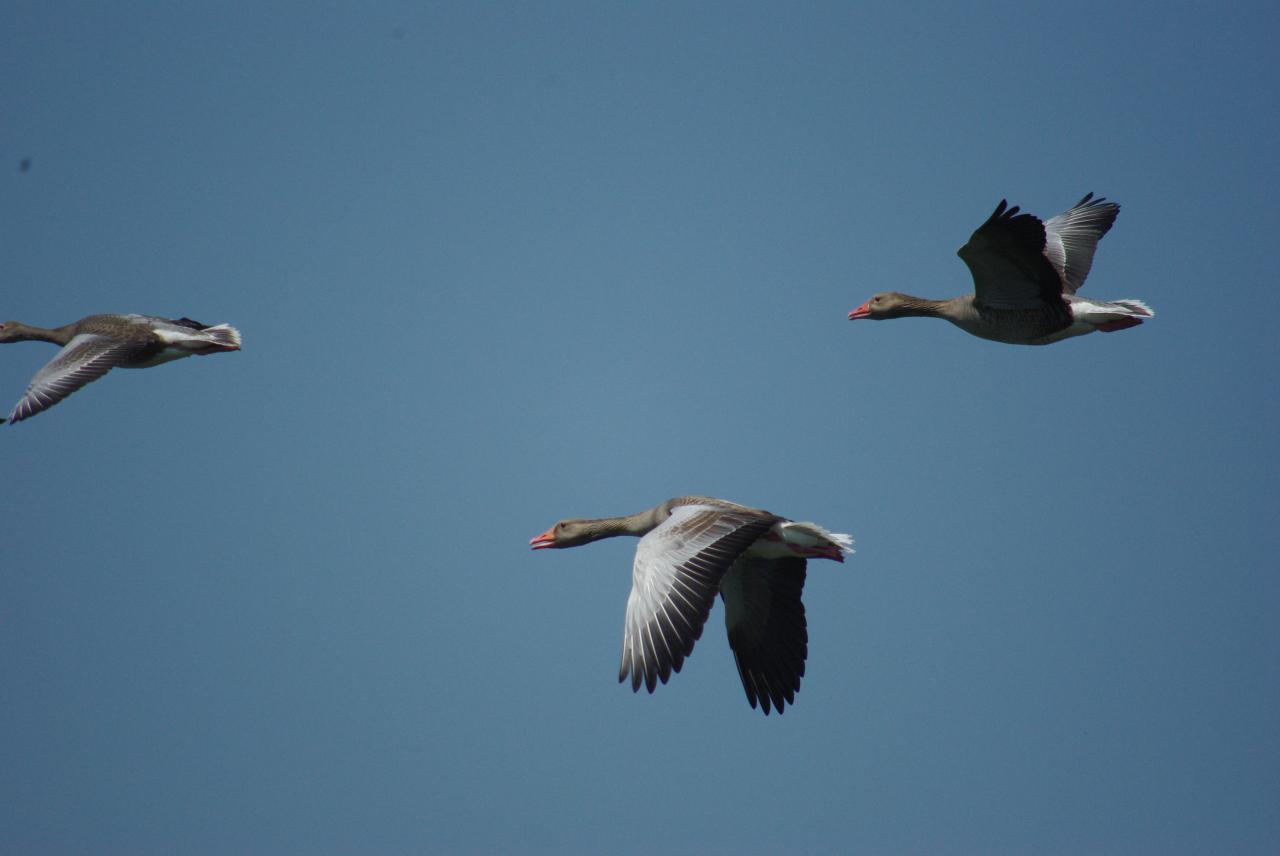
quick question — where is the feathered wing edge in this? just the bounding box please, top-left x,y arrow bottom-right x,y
1042,192 -> 1120,295
619,510 -> 776,696
958,199 -> 1063,310
4,335 -> 140,424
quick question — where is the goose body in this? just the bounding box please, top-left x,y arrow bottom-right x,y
0,314 -> 241,424
848,193 -> 1153,345
530,496 -> 854,715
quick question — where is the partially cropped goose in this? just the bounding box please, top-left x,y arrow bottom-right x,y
848,193 -> 1153,345
0,314 -> 241,424
530,496 -> 854,715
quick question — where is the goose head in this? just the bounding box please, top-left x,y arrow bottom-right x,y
530,519 -> 602,549
848,292 -> 921,321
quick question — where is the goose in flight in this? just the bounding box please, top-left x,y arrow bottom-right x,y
848,193 -> 1152,345
531,496 -> 853,714
0,313 -> 241,424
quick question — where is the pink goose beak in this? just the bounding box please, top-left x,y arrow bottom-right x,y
529,527 -> 557,550
848,301 -> 871,320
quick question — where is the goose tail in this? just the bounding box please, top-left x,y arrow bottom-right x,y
196,324 -> 242,350
780,521 -> 856,561
1109,299 -> 1153,318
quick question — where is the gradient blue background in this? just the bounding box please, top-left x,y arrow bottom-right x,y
2,2 -> 1277,853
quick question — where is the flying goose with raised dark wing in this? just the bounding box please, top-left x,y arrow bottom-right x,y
848,193 -> 1153,345
0,313 -> 241,424
530,496 -> 854,715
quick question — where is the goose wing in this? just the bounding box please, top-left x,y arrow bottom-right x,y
5,334 -> 142,423
620,504 -> 777,694
1042,193 -> 1120,295
957,199 -> 1063,311
721,556 -> 808,715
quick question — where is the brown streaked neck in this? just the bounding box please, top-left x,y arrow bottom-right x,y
892,294 -> 957,318
578,506 -> 667,540
1,321 -> 77,345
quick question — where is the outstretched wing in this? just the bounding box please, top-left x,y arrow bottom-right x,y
5,334 -> 142,423
957,199 -> 1063,311
620,505 -> 777,694
1042,193 -> 1120,295
721,555 -> 808,715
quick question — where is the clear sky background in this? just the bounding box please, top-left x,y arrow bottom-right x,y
2,2 -> 1277,853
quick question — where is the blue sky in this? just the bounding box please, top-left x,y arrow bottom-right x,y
2,2 -> 1278,853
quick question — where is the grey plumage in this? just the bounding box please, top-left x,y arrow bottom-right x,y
849,193 -> 1152,345
0,313 -> 241,424
531,496 -> 852,714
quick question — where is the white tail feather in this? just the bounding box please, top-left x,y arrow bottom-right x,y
1070,297 -> 1154,323
200,324 -> 242,349
781,521 -> 856,556
1110,299 -> 1153,317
